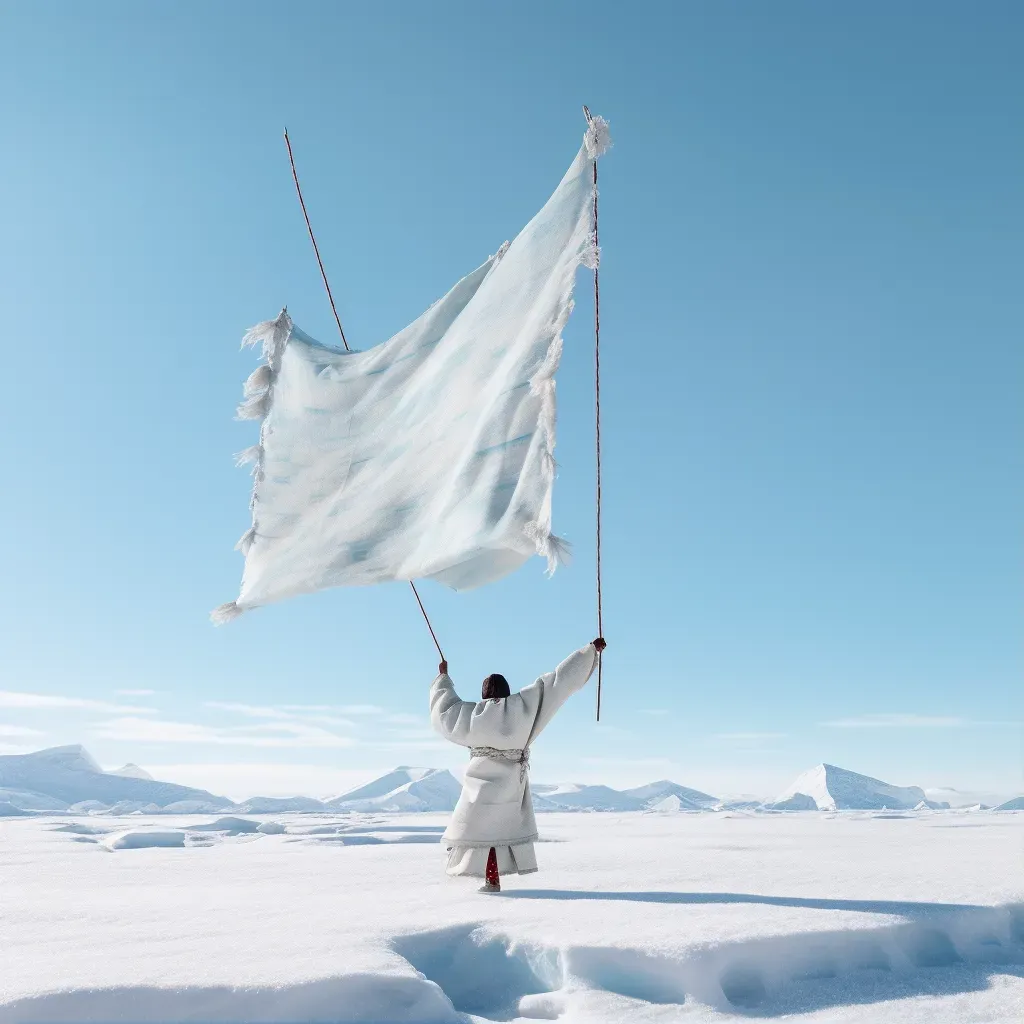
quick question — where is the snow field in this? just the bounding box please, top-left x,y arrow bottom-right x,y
1,811 -> 1021,1023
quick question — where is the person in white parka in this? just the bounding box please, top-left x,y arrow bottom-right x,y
429,637 -> 607,892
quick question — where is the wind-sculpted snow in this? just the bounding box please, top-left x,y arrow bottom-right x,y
394,906 -> 1024,1018
102,829 -> 186,850
2,810 -> 1021,1022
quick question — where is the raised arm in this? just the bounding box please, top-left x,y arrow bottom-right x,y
429,661 -> 477,747
523,638 -> 605,739
548,640 -> 602,703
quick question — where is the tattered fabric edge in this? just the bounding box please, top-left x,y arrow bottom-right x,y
211,307 -> 293,625
584,114 -> 612,161
521,114 -> 612,577
582,114 -> 611,269
524,301 -> 574,576
214,117 -> 612,618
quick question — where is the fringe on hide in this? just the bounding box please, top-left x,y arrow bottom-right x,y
210,601 -> 243,625
522,296 -> 575,575
584,115 -> 612,160
218,308 -> 295,623
241,308 -> 292,372
524,521 -> 573,575
235,393 -> 270,421
243,364 -> 273,398
234,445 -> 261,467
234,526 -> 256,555
530,333 -> 564,394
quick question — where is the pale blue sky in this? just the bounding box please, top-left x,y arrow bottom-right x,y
1,2 -> 1020,800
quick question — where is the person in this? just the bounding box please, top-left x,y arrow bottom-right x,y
429,638 -> 607,892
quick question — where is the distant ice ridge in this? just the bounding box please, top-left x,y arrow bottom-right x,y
624,780 -> 719,810
327,767 -> 463,812
2,744 -> 1017,817
233,796 -> 327,814
993,796 -> 1024,811
0,746 -> 232,812
924,786 -> 1007,809
772,764 -> 939,811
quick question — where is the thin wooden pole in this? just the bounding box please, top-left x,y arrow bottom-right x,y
584,106 -> 605,721
282,127 -> 444,660
283,128 -> 350,353
410,581 -> 445,662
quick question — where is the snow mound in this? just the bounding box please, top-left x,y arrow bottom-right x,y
925,786 -> 1009,808
108,763 -> 153,781
774,764 -> 926,811
233,796 -> 326,813
328,768 -> 462,812
67,800 -> 109,813
716,798 -> 766,811
647,794 -> 702,813
994,796 -> 1024,811
624,780 -> 718,809
102,830 -> 185,850
190,817 -> 261,835
157,800 -> 222,814
105,801 -> 160,815
256,821 -> 286,834
772,793 -> 818,811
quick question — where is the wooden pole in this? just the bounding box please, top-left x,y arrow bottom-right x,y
583,106 -> 605,721
282,127 -> 444,661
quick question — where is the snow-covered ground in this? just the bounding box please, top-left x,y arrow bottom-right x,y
1,810 -> 1021,1023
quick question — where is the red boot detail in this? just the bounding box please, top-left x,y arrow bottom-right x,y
480,846 -> 501,893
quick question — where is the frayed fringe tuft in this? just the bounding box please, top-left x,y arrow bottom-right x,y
530,335 -> 563,393
241,308 -> 292,371
584,115 -> 612,160
581,240 -> 600,270
236,393 -> 270,421
492,240 -> 511,262
234,445 -> 261,467
545,533 -> 573,571
243,364 -> 273,398
524,521 -> 572,576
234,526 -> 256,555
210,602 -> 243,625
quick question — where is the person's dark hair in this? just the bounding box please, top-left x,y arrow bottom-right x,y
481,673 -> 510,700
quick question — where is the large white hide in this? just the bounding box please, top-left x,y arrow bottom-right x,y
215,119 -> 611,621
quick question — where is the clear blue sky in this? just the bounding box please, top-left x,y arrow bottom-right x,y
1,1 -> 1020,801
